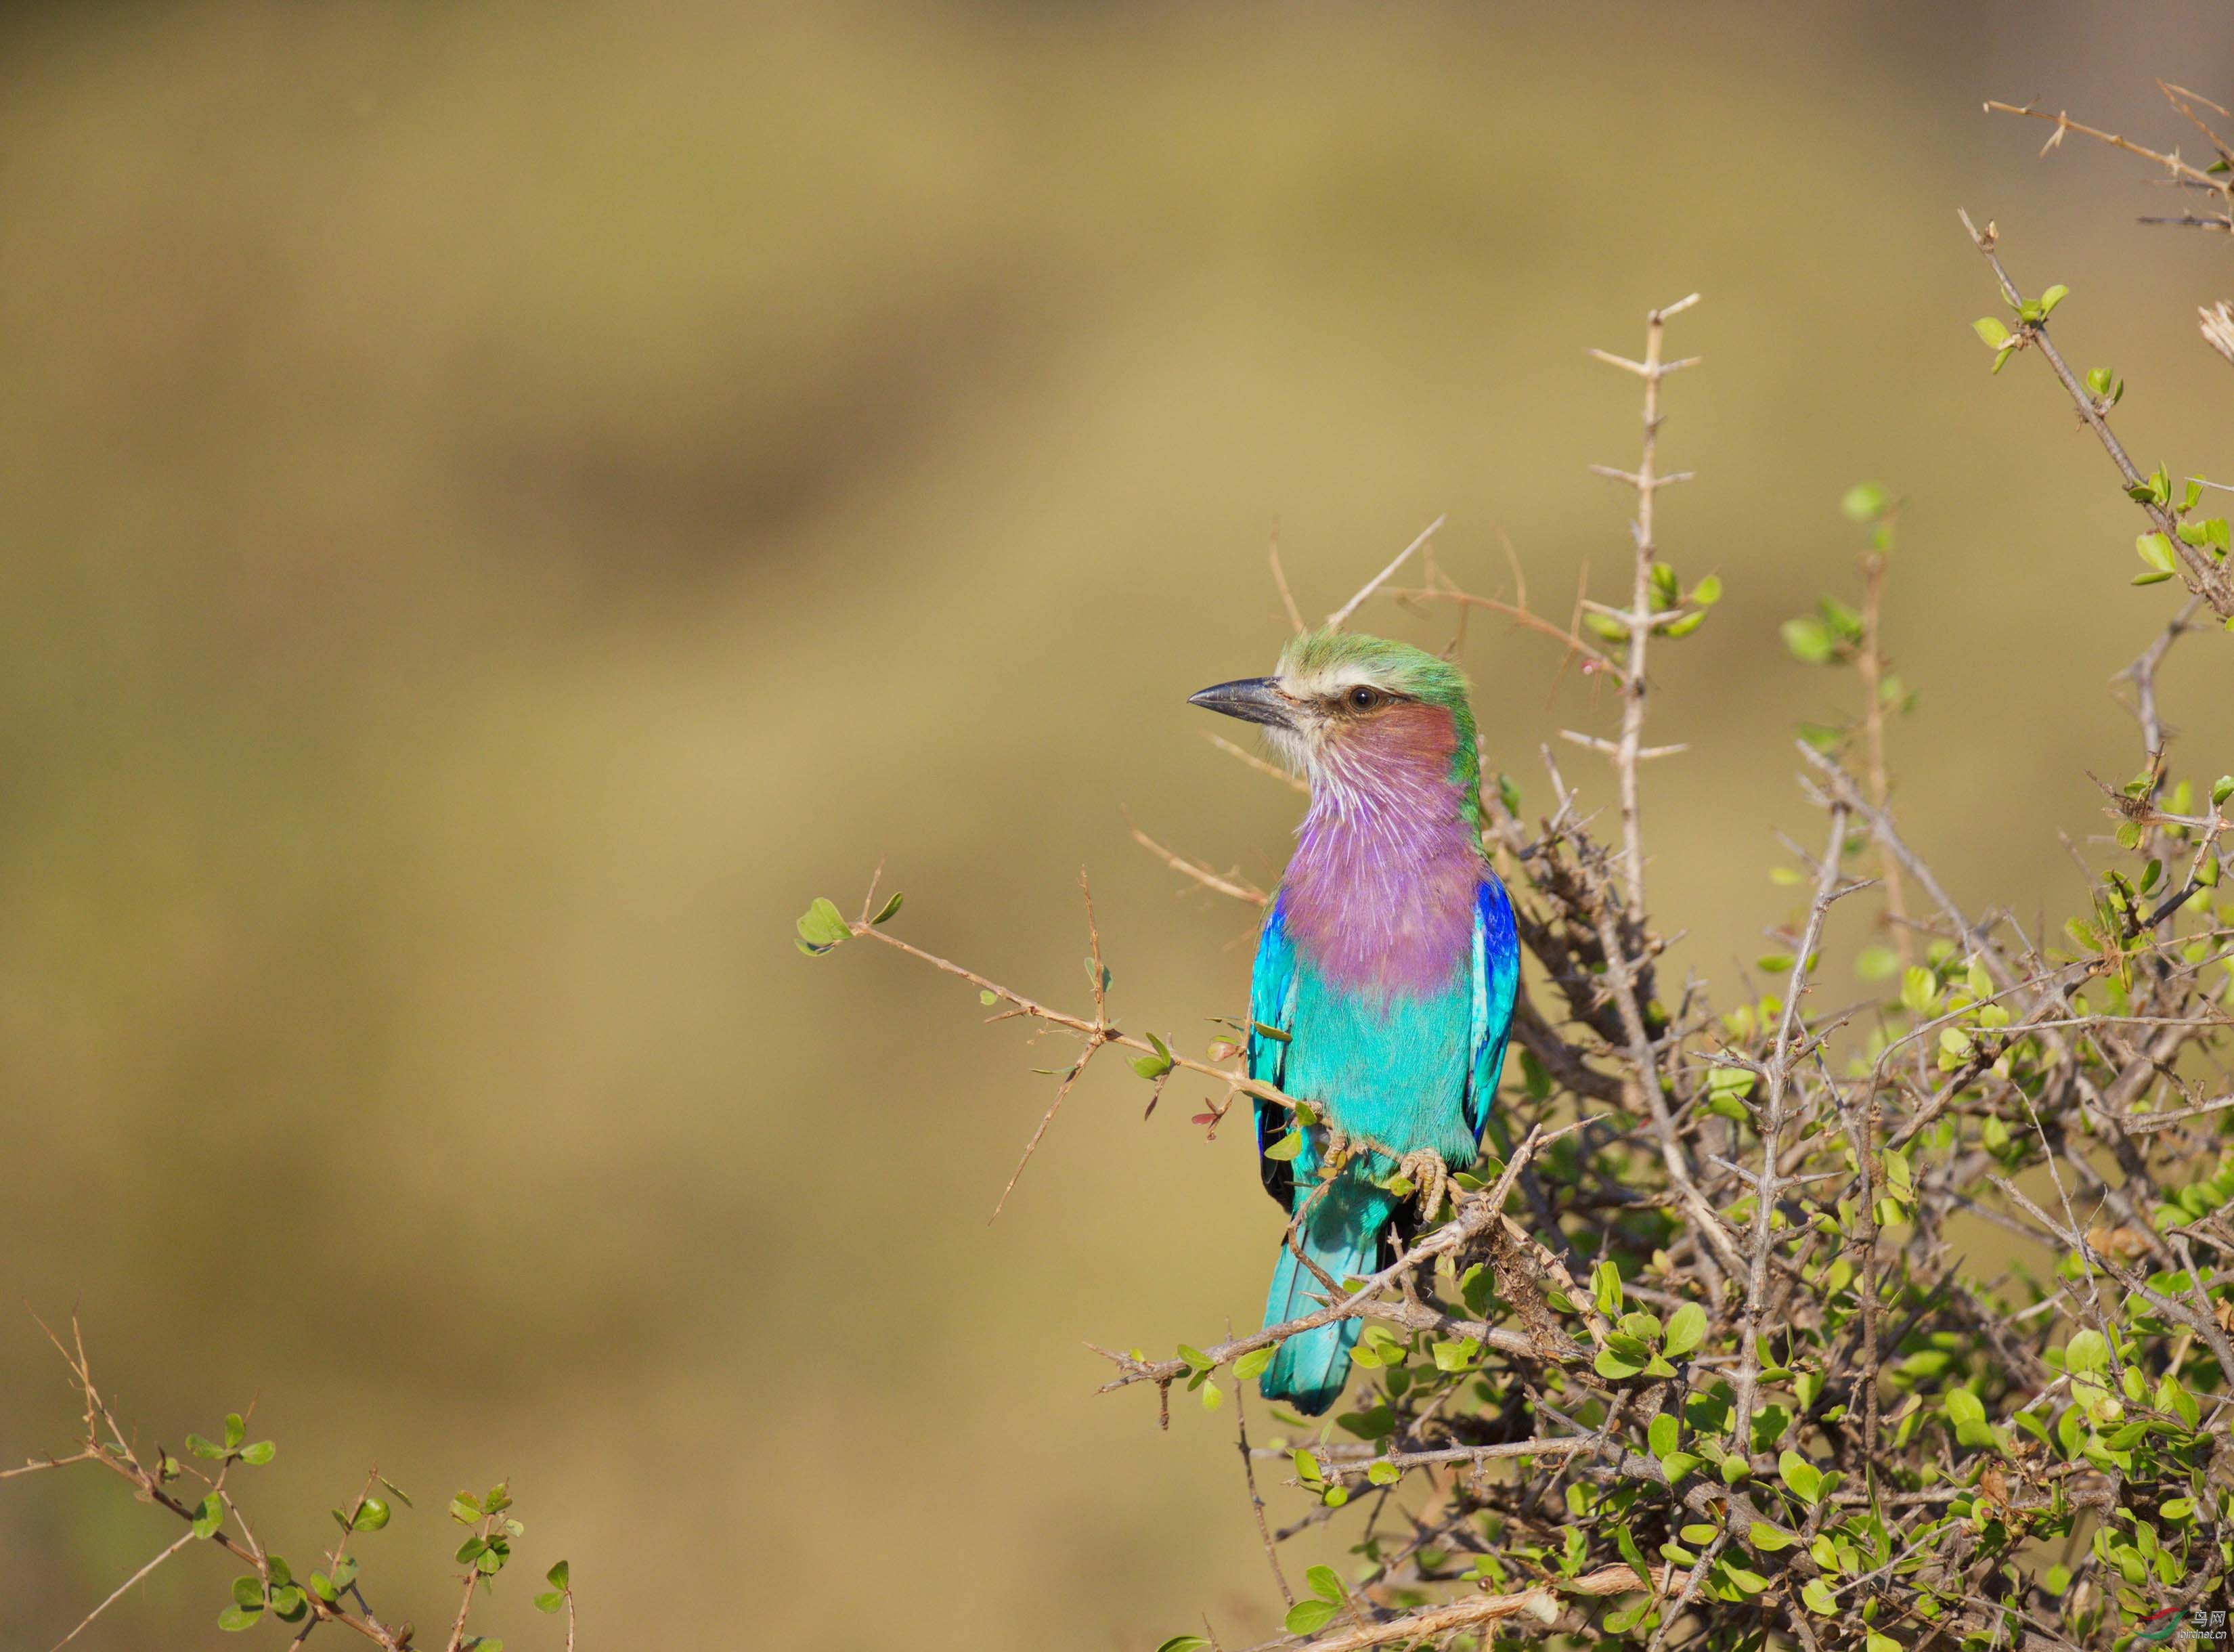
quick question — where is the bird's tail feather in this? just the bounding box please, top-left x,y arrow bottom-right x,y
1259,1179 -> 1388,1417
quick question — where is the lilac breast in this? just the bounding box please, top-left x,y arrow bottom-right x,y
1278,708 -> 1483,995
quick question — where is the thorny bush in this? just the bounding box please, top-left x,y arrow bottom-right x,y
801,93 -> 2234,1652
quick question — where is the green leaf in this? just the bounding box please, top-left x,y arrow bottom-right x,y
1658,1450 -> 1701,1483
1262,1129 -> 1304,1162
1778,1449 -> 1824,1504
1284,1599 -> 1341,1634
1592,1259 -> 1624,1318
1365,1459 -> 1399,1485
1430,1336 -> 1479,1372
238,1440 -> 276,1466
794,896 -> 850,955
1648,1414 -> 1680,1458
1305,1564 -> 1346,1603
1854,944 -> 1900,982
1841,482 -> 1888,522
1720,1560 -> 1772,1595
193,1494 -> 223,1539
2039,283 -> 2069,316
1972,317 -> 2011,347
217,1605 -> 263,1632
185,1433 -> 225,1460
2137,532 -> 2177,573
1595,1347 -> 1644,1380
2212,775 -> 2233,808
1605,1331 -> 1650,1364
1691,574 -> 1724,606
1781,617 -> 1835,666
223,1413 -> 246,1450
1131,1032 -> 1175,1081
1801,1578 -> 1839,1615
1662,1301 -> 1707,1357
353,1496 -> 390,1532
448,1493 -> 483,1525
2064,1329 -> 2109,1374
232,1576 -> 264,1609
869,892 -> 904,926
1233,1345 -> 1273,1381
1613,1521 -> 1652,1587
2158,1372 -> 2199,1429
1154,1640 -> 1212,1652
535,1592 -> 567,1613
1749,1521 -> 1795,1551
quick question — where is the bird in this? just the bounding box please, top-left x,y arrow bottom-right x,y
1189,629 -> 1518,1416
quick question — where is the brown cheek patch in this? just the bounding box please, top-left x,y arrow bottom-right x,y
1349,701 -> 1457,767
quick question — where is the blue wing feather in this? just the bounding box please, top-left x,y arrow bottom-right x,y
1248,897 -> 1300,1207
1464,877 -> 1520,1148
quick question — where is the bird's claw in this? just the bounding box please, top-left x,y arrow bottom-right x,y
1396,1150 -> 1451,1223
1315,1123 -> 1351,1177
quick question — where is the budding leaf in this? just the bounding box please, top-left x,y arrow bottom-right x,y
1781,617 -> 1835,666
1131,1032 -> 1175,1081
794,896 -> 850,955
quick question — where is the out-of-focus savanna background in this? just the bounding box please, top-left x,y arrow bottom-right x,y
4,2 -> 2233,1645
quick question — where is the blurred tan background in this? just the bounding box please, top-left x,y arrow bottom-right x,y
3,2 -> 2232,1646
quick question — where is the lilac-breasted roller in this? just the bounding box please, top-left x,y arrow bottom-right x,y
1191,630 -> 1518,1416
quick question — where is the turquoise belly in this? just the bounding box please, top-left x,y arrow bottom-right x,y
1284,963 -> 1478,1172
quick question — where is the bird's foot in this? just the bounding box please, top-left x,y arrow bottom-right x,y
1315,1123 -> 1351,1178
1395,1150 -> 1451,1224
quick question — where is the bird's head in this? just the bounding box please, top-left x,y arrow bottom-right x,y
1189,630 -> 1481,809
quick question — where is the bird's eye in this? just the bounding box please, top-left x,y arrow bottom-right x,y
1346,685 -> 1382,711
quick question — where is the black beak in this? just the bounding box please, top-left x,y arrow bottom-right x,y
1187,676 -> 1296,729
